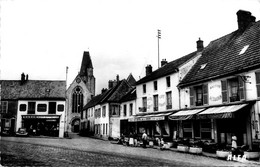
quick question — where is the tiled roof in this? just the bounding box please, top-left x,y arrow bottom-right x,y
126,73 -> 136,86
136,51 -> 198,85
82,94 -> 103,110
0,80 -> 66,100
120,88 -> 136,102
179,20 -> 260,87
106,80 -> 132,103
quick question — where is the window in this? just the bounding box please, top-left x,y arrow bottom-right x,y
183,120 -> 192,138
129,103 -> 133,116
0,101 -> 8,113
48,102 -> 56,114
166,76 -> 171,87
28,102 -> 36,114
109,104 -> 120,116
190,84 -> 208,106
154,81 -> 158,91
106,123 -> 108,135
102,106 -> 106,117
98,108 -> 101,117
141,97 -> 147,112
143,84 -> 146,94
221,77 -> 245,103
103,124 -> 105,135
256,72 -> 260,98
72,86 -> 83,113
57,104 -> 64,112
166,91 -> 172,109
153,95 -> 158,111
19,104 -> 26,111
37,104 -> 47,112
123,104 -> 127,116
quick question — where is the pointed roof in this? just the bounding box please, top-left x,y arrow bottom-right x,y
126,73 -> 136,86
179,20 -> 260,87
79,51 -> 93,76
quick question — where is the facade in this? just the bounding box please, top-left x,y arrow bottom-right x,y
66,51 -> 95,133
82,74 -> 135,139
1,73 -> 66,137
175,10 -> 260,149
131,39 -> 204,140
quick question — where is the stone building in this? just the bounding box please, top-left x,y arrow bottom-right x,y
66,51 -> 95,133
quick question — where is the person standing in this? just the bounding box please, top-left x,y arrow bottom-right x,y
231,136 -> 238,156
142,130 -> 148,148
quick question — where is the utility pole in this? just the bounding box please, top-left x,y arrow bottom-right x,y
157,29 -> 161,69
64,66 -> 69,138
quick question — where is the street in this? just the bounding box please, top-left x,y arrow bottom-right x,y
0,135 -> 258,166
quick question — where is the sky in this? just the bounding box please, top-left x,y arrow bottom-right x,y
1,0 -> 260,94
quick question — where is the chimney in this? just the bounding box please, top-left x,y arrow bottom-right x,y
26,74 -> 29,81
145,65 -> 152,76
116,74 -> 119,83
236,10 -> 256,32
108,80 -> 113,89
161,59 -> 168,67
196,38 -> 204,51
20,73 -> 25,85
101,88 -> 107,94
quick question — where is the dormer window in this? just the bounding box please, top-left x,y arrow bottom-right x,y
200,63 -> 207,70
239,45 -> 249,55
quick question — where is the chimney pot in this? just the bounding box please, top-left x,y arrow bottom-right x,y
161,59 -> 168,66
196,38 -> 204,51
116,74 -> 119,82
145,65 -> 153,76
20,73 -> 25,85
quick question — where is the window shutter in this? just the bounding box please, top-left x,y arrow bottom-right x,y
190,87 -> 195,106
238,77 -> 245,100
203,84 -> 208,105
256,72 -> 260,98
221,80 -> 228,103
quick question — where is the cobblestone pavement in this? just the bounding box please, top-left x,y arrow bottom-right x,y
1,136 -> 259,166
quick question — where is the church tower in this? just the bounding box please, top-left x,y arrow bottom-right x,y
79,51 -> 95,96
66,51 -> 95,133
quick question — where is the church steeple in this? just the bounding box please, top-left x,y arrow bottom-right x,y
79,51 -> 93,77
78,51 -> 95,95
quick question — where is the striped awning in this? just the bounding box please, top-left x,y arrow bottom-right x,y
128,112 -> 173,122
197,104 -> 248,119
168,108 -> 205,120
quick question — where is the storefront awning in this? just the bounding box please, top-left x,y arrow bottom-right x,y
128,112 -> 173,122
168,108 -> 205,120
197,104 -> 248,119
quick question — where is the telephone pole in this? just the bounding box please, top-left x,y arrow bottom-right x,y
157,29 -> 161,68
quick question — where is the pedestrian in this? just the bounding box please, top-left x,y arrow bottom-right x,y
133,132 -> 138,147
231,136 -> 238,156
129,132 -> 134,146
142,130 -> 148,148
160,138 -> 166,150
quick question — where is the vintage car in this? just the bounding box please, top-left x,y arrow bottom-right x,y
16,128 -> 29,137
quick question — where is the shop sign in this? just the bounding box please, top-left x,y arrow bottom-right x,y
209,83 -> 222,103
128,116 -> 165,122
22,115 -> 60,119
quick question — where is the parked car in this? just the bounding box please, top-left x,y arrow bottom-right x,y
16,128 -> 29,137
1,127 -> 11,136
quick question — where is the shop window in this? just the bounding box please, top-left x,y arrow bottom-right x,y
37,104 -> 47,112
28,102 -> 36,114
72,86 -> 83,113
129,103 -> 133,116
154,81 -> 158,91
48,102 -> 56,114
102,106 -> 106,117
123,104 -> 127,116
0,101 -> 8,113
200,120 -> 211,139
190,84 -> 208,106
166,76 -> 171,87
183,120 -> 192,138
166,91 -> 172,109
153,95 -> 158,111
57,104 -> 64,112
143,84 -> 146,94
19,104 -> 26,111
256,72 -> 260,98
221,77 -> 245,103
